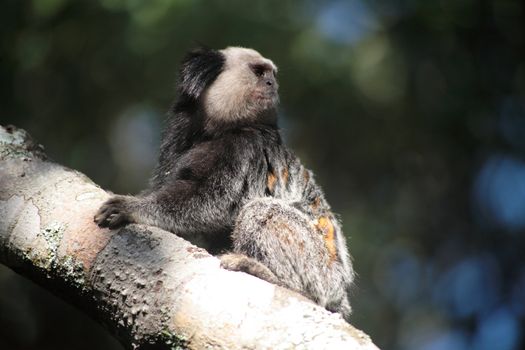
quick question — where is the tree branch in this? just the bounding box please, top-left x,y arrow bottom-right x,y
0,124 -> 379,350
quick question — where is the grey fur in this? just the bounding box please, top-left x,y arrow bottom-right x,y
95,47 -> 354,321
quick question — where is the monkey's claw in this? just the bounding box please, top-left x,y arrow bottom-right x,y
94,196 -> 133,229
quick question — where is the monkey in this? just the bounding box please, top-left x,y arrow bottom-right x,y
94,46 -> 355,321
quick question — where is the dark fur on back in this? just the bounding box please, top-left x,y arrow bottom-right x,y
151,48 -> 225,189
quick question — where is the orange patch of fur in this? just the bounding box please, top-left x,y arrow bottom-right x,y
303,169 -> 310,182
316,216 -> 337,264
310,197 -> 321,211
282,167 -> 289,186
267,171 -> 277,194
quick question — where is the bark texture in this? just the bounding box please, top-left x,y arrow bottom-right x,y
0,124 -> 380,350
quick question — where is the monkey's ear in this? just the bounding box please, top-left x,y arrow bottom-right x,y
178,47 -> 225,100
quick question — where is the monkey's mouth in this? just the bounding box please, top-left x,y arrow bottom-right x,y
252,91 -> 279,105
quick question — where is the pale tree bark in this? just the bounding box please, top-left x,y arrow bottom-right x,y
0,124 -> 379,350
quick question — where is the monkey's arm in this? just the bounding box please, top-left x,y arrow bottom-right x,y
94,140 -> 262,242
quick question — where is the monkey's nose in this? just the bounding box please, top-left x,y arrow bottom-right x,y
265,79 -> 273,86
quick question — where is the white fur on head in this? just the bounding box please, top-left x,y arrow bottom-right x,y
202,47 -> 278,126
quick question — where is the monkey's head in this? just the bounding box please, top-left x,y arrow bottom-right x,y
177,46 -> 279,130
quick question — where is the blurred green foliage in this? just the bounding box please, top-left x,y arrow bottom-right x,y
1,0 -> 525,349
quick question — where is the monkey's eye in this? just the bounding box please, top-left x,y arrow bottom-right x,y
250,63 -> 266,77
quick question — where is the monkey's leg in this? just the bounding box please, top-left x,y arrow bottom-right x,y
229,197 -> 352,320
230,198 -> 330,298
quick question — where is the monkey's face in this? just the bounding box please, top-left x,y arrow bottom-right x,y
203,47 -> 279,124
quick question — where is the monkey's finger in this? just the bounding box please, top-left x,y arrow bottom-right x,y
94,212 -> 112,227
94,208 -> 114,224
94,206 -> 112,219
107,213 -> 129,229
94,206 -> 121,225
96,202 -> 122,216
95,196 -> 126,216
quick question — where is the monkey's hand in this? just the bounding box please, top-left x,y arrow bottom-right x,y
94,195 -> 137,229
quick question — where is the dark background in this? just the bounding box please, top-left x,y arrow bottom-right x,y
1,1 -> 525,349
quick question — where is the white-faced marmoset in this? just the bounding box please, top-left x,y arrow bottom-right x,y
95,46 -> 355,321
